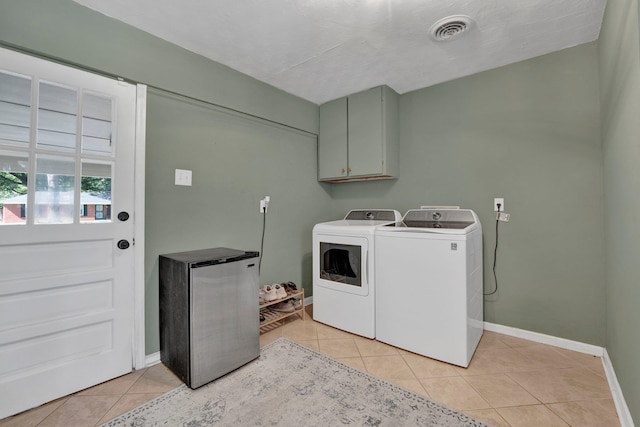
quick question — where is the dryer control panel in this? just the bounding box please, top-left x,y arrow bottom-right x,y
344,209 -> 402,221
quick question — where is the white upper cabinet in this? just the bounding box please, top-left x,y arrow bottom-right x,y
318,96 -> 348,180
318,85 -> 399,182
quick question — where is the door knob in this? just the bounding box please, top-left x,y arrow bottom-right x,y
117,239 -> 130,250
117,211 -> 130,222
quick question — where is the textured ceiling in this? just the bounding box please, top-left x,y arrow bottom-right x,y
73,0 -> 607,105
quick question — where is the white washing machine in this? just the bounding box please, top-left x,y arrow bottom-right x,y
313,209 -> 402,338
375,209 -> 483,367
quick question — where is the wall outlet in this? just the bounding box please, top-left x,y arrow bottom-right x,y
494,197 -> 504,211
259,196 -> 270,213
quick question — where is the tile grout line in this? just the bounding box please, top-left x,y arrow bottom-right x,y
543,400 -> 595,427
93,370 -> 151,426
460,373 -> 541,410
35,397 -> 71,427
541,404 -> 573,427
93,395 -> 126,427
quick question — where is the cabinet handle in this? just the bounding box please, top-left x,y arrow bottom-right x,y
347,168 -> 352,173
342,168 -> 346,175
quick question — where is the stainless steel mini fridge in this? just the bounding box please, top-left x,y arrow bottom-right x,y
159,247 -> 260,389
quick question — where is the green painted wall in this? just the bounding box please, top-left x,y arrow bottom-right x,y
331,44 -> 606,346
599,0 -> 640,421
0,0 -> 318,134
145,91 -> 331,352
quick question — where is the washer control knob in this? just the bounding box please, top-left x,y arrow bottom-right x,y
432,212 -> 442,220
365,211 -> 374,220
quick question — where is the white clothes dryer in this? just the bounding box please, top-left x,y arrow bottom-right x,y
313,209 -> 402,338
375,209 -> 483,367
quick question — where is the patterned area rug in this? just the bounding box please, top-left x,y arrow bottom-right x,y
101,338 -> 492,426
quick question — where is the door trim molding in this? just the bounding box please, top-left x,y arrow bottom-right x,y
133,83 -> 147,370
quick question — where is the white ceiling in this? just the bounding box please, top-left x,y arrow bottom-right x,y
73,0 -> 607,105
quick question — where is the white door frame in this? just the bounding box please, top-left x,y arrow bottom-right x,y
133,83 -> 147,370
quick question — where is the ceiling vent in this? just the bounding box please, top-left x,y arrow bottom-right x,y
430,15 -> 474,42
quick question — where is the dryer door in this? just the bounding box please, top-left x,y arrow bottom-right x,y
313,233 -> 369,296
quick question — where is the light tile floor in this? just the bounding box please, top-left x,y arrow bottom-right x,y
0,305 -> 621,427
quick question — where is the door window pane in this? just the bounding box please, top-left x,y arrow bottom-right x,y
35,155 -> 75,224
82,92 -> 113,155
0,71 -> 31,146
37,82 -> 77,151
1,71 -> 121,227
0,151 -> 28,225
81,161 -> 112,223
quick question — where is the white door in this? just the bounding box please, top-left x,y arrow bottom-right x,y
0,48 -> 137,418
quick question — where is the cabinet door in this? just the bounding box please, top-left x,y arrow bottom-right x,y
348,87 -> 383,177
318,97 -> 348,180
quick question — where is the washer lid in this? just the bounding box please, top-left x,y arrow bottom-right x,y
399,209 -> 479,233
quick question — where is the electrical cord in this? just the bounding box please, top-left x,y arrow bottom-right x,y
259,206 -> 266,273
484,203 -> 500,296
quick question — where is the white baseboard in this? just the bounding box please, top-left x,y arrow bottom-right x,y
144,352 -> 161,367
305,295 -> 313,306
602,349 -> 635,427
484,322 -> 634,426
483,322 -> 603,356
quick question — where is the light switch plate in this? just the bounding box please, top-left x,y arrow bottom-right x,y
175,169 -> 192,186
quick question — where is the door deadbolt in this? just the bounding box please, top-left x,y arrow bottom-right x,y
117,211 -> 130,222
